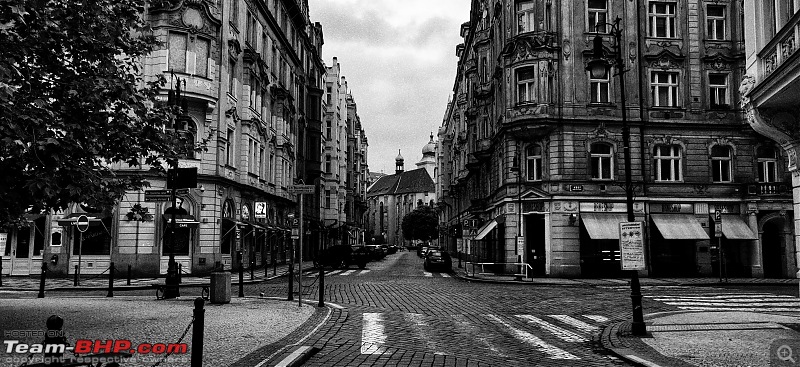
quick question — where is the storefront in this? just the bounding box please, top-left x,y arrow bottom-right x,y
1,216 -> 47,275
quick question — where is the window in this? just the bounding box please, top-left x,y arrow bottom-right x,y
517,1 -> 536,33
248,138 -> 258,174
590,143 -> 614,180
711,145 -> 732,182
171,118 -> 196,159
325,189 -> 331,208
480,57 -> 488,83
230,0 -> 239,25
526,144 -> 542,181
195,38 -> 210,77
74,218 -> 113,255
709,73 -> 728,109
517,67 -> 536,103
228,59 -> 237,95
259,145 -> 265,177
706,5 -> 726,40
325,155 -> 331,173
588,0 -> 608,33
246,12 -> 257,46
249,75 -> 259,109
590,68 -> 610,103
651,71 -> 679,107
648,2 -> 676,38
757,146 -> 778,182
168,32 -> 187,72
326,120 -> 331,139
654,145 -> 682,181
226,129 -> 235,166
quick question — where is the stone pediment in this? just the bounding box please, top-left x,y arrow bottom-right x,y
502,33 -> 559,62
644,48 -> 686,70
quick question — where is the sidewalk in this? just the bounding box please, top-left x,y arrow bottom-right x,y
0,261 -> 316,292
453,267 -> 800,367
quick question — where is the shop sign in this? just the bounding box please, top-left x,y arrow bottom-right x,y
254,202 -> 267,219
0,233 -> 6,254
652,203 -> 693,214
516,236 -> 525,255
619,222 -> 646,271
709,204 -> 739,214
580,202 -> 626,213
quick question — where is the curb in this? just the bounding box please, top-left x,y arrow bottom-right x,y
451,270 -> 590,287
599,321 -> 696,367
271,346 -> 320,367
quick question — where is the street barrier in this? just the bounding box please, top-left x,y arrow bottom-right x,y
466,262 -> 532,278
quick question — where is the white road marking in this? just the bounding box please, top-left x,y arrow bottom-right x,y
676,306 -> 800,312
339,270 -> 356,276
325,270 -> 343,276
452,314 -> 508,358
547,315 -> 600,334
625,354 -> 665,367
583,315 -> 609,323
657,301 -> 800,307
485,314 -> 580,360
423,272 -> 433,277
274,346 -> 313,367
516,315 -> 587,342
361,313 -> 387,354
647,294 -> 795,299
407,313 -> 446,355
357,270 -> 370,275
440,273 -> 451,278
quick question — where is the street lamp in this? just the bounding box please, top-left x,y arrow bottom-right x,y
163,73 -> 189,299
586,16 -> 646,336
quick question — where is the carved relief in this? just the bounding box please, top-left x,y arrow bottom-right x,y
738,74 -> 755,108
563,40 -> 571,60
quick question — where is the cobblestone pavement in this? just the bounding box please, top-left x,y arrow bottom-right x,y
249,252 -> 641,367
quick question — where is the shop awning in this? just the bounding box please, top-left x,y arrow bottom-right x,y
651,214 -> 709,240
474,219 -> 498,240
721,215 -> 758,240
162,214 -> 199,228
581,213 -> 628,240
56,213 -> 106,227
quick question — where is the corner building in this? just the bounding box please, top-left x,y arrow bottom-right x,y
438,0 -> 795,278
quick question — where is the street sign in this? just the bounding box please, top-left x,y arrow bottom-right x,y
289,185 -> 315,194
76,215 -> 90,233
254,202 -> 267,219
144,190 -> 172,202
291,228 -> 299,239
715,210 -> 722,222
291,218 -> 300,228
619,221 -> 645,270
715,222 -> 723,237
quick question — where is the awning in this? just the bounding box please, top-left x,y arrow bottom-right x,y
651,214 -> 709,240
474,219 -> 498,240
57,213 -> 107,227
721,215 -> 758,240
581,213 -> 629,240
162,214 -> 199,228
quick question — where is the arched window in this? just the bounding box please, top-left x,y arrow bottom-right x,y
757,146 -> 778,182
711,145 -> 732,182
590,143 -> 614,180
526,144 -> 542,181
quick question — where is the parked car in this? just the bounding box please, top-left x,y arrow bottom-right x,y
315,245 -> 370,269
417,245 -> 429,258
424,250 -> 452,272
364,244 -> 386,260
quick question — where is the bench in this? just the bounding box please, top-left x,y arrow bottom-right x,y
153,283 -> 210,300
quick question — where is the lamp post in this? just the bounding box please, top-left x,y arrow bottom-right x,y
586,16 -> 646,336
163,73 -> 188,299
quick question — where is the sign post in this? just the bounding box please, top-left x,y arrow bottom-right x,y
714,210 -> 725,282
619,222 -> 645,271
75,215 -> 90,286
289,184 -> 314,308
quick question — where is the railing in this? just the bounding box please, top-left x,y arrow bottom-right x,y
466,262 -> 533,278
760,11 -> 800,78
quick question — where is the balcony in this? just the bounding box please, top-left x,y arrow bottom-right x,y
743,183 -> 790,197
471,138 -> 492,161
760,12 -> 800,79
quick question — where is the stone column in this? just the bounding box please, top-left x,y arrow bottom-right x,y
747,208 -> 764,277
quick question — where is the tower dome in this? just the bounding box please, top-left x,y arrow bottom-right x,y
422,133 -> 436,156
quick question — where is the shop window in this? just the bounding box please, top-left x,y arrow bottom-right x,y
590,143 -> 614,180
33,217 -> 45,257
73,218 -> 112,255
711,145 -> 732,182
757,146 -> 778,182
654,145 -> 682,181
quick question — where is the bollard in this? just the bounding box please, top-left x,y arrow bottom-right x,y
107,262 -> 114,297
287,257 -> 294,302
238,251 -> 244,298
0,257 -> 4,287
38,262 -> 46,298
318,266 -> 324,307
178,263 -> 183,283
250,260 -> 254,280
44,315 -> 66,362
74,265 -> 79,286
127,264 -> 132,286
191,297 -> 205,367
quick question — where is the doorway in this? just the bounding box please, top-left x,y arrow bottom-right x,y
525,214 -> 546,277
761,218 -> 785,278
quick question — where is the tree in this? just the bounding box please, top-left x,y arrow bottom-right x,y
401,205 -> 438,243
0,0 -> 197,228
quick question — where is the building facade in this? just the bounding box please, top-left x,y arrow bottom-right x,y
438,0 -> 795,278
367,143 -> 438,248
742,1 -> 800,278
2,0 -> 330,277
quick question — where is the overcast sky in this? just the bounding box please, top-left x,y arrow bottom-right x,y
308,0 -> 471,174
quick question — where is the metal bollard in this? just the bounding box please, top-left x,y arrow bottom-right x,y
127,264 -> 132,286
74,265 -> 79,286
107,262 -> 114,297
318,267 -> 324,307
287,258 -> 294,302
250,260 -> 254,280
191,297 -> 205,367
238,251 -> 244,298
0,257 -> 4,287
38,262 -> 46,298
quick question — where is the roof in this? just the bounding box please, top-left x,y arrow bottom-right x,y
367,168 -> 434,197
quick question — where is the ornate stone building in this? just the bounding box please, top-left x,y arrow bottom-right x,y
438,0 -> 794,278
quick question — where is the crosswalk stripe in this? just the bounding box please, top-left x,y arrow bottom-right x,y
676,306 -> 800,312
440,273 -> 451,278
325,270 -> 343,276
547,315 -> 600,334
582,315 -> 609,323
647,294 -> 795,299
407,313 -> 446,355
485,314 -> 580,360
357,270 -> 370,275
339,270 -> 356,276
656,301 -> 800,307
361,313 -> 387,354
516,315 -> 587,342
452,314 -> 508,358
423,272 -> 433,277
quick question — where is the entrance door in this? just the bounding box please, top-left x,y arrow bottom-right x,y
10,228 -> 32,275
526,214 -> 546,276
761,219 -> 784,278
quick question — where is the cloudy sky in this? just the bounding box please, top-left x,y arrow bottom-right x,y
308,0 -> 471,174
